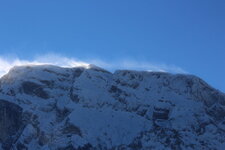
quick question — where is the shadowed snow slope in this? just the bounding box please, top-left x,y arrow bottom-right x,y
0,65 -> 225,150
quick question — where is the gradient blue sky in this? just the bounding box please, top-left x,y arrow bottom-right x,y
0,0 -> 224,92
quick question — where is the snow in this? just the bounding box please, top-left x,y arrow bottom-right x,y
68,104 -> 151,148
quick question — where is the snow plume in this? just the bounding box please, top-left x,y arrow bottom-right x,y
0,54 -> 89,77
0,54 -> 187,77
101,60 -> 187,73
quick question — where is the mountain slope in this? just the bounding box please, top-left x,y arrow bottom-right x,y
0,65 -> 225,150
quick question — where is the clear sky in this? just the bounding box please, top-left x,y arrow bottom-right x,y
0,0 -> 224,92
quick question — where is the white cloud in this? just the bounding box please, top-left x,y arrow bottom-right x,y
0,54 -> 187,77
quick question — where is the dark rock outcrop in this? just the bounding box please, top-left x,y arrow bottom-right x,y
20,81 -> 49,99
0,100 -> 23,149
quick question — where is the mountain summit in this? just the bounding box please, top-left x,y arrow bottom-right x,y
0,65 -> 225,150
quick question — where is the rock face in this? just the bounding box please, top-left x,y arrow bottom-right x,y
152,99 -> 172,127
0,65 -> 225,150
0,100 -> 23,149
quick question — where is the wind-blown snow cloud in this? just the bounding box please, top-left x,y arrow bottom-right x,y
100,60 -> 187,73
0,54 -> 187,77
0,54 -> 89,77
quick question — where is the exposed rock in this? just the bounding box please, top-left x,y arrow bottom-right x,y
62,123 -> 82,137
153,99 -> 172,127
0,100 -> 23,149
21,81 -> 49,99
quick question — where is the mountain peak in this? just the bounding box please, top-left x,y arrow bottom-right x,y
0,65 -> 224,150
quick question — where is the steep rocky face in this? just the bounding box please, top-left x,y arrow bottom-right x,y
0,65 -> 224,150
0,100 -> 23,149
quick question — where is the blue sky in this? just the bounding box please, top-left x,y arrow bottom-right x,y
0,0 -> 224,92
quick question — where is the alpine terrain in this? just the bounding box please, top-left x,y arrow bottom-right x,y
0,65 -> 225,150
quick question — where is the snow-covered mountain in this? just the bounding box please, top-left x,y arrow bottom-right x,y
0,65 -> 225,150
